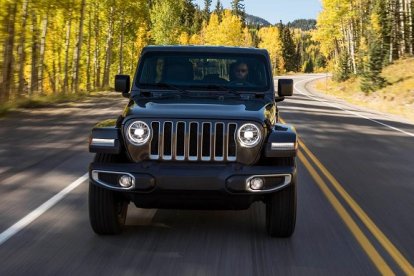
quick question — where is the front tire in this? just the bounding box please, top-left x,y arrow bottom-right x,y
265,175 -> 297,238
89,153 -> 128,235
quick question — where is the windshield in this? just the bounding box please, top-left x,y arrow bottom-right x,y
136,52 -> 270,92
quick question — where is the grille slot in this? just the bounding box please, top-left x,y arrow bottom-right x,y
149,121 -> 238,162
150,122 -> 160,158
163,122 -> 173,160
202,123 -> 211,160
227,123 -> 237,161
214,123 -> 224,161
189,122 -> 198,160
176,122 -> 185,160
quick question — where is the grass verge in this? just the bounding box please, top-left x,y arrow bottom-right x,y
0,92 -> 91,118
313,58 -> 414,123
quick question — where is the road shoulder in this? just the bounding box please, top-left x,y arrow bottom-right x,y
305,76 -> 414,125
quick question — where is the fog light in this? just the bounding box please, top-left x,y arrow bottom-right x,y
250,177 -> 264,190
119,175 -> 134,188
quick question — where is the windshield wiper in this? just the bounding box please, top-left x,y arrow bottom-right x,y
137,83 -> 191,99
203,85 -> 265,99
152,82 -> 190,95
202,84 -> 241,96
133,92 -> 176,101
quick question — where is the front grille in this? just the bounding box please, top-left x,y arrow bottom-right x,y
149,121 -> 237,161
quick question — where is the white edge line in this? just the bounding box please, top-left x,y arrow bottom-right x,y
292,76 -> 414,137
0,173 -> 89,246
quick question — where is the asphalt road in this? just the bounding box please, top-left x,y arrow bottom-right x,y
0,76 -> 413,275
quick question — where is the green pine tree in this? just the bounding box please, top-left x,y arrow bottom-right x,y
375,0 -> 391,66
280,25 -> 297,72
214,0 -> 224,22
303,58 -> 314,73
360,42 -> 387,93
192,6 -> 203,34
315,56 -> 327,69
180,0 -> 196,34
203,0 -> 212,22
295,40 -> 302,72
334,51 -> 351,82
230,0 -> 245,25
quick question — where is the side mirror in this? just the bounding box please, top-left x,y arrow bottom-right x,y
278,79 -> 293,97
115,75 -> 130,94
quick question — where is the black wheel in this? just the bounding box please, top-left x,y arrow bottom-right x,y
265,175 -> 297,238
89,153 -> 128,235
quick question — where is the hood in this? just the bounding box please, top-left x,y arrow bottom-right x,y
123,98 -> 275,124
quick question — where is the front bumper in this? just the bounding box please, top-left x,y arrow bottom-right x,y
89,161 -> 296,209
90,161 -> 295,193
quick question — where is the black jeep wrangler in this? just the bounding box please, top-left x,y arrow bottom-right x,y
89,46 -> 297,237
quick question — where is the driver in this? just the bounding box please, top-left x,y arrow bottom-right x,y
231,62 -> 249,83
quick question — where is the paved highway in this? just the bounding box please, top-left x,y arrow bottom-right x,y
0,75 -> 413,275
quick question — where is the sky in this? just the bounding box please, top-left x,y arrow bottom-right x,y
193,0 -> 322,24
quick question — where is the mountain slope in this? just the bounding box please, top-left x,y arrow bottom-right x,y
246,14 -> 271,27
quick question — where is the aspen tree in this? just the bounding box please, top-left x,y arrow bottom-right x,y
1,2 -> 17,102
17,0 -> 29,97
72,0 -> 86,93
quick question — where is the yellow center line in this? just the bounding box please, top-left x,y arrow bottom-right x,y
299,140 -> 414,275
298,151 -> 394,275
280,117 -> 414,274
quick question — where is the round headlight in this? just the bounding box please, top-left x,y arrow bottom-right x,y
127,121 -> 151,146
237,123 -> 261,148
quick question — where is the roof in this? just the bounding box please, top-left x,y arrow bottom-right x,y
142,45 -> 268,55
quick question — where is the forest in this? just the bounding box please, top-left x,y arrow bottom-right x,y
316,0 -> 414,92
0,0 -> 413,105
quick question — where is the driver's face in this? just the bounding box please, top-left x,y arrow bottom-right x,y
234,64 -> 248,80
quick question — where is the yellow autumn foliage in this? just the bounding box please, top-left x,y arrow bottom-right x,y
202,10 -> 252,47
258,26 -> 284,74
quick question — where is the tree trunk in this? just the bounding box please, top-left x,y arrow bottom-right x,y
86,7 -> 92,91
407,0 -> 413,54
63,9 -> 73,94
30,11 -> 39,95
1,3 -> 18,103
94,3 -> 101,89
389,0 -> 397,62
54,34 -> 63,95
399,0 -> 406,55
72,0 -> 86,94
102,6 -> 115,88
349,22 -> 357,74
394,0 -> 402,58
51,58 -> 57,94
39,14 -> 48,95
119,15 -> 125,74
56,39 -> 62,94
50,38 -> 58,95
334,38 -> 340,61
412,0 -> 414,52
130,41 -> 135,73
17,0 -> 29,97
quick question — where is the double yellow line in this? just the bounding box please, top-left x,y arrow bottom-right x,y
281,120 -> 414,275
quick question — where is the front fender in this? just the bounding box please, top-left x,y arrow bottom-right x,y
264,123 -> 297,158
89,119 -> 122,155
